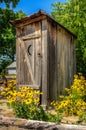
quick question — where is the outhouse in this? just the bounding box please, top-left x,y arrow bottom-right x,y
10,10 -> 76,106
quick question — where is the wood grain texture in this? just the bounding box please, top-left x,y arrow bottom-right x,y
41,19 -> 48,106
47,20 -> 57,101
16,14 -> 76,106
34,22 -> 42,87
56,25 -> 76,97
17,38 -> 35,84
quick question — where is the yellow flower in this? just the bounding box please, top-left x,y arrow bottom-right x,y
30,107 -> 35,112
59,95 -> 64,98
34,98 -> 40,104
34,90 -> 43,95
77,110 -> 83,116
64,88 -> 70,92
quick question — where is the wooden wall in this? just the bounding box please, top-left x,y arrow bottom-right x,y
56,25 -> 75,97
47,19 -> 75,101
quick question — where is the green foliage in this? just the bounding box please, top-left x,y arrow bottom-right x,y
51,0 -> 86,77
11,101 -> 48,121
47,113 -> 62,123
0,59 -> 11,75
9,100 -> 62,122
51,74 -> 86,123
79,111 -> 86,123
0,8 -> 26,74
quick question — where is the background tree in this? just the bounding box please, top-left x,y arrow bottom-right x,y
0,8 -> 26,60
0,6 -> 26,74
51,0 -> 86,77
0,0 -> 20,8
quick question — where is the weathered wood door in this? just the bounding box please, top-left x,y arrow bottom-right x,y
17,23 -> 42,90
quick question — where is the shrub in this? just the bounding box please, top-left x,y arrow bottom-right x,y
51,74 -> 86,122
1,79 -> 62,122
47,113 -> 62,123
6,86 -> 47,120
0,79 -> 16,98
1,80 -> 47,120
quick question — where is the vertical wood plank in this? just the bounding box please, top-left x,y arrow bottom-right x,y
68,34 -> 71,87
73,38 -> 76,74
41,19 -> 48,107
70,36 -> 76,83
24,26 -> 29,84
16,28 -> 21,90
47,21 -> 57,101
34,22 -> 41,86
64,30 -> 70,91
57,26 -> 64,96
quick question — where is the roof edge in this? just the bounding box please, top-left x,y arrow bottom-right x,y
10,10 -> 76,38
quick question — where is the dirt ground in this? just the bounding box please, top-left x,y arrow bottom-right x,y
0,99 -> 15,117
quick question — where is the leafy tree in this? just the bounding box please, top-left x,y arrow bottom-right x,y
0,0 -> 20,8
51,0 -> 86,77
0,8 -> 26,74
0,0 -> 25,74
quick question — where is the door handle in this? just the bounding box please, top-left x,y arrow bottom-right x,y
37,53 -> 42,58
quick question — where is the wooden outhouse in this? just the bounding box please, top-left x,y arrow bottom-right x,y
10,10 -> 76,106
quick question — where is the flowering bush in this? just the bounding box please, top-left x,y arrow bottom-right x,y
7,86 -> 42,104
2,83 -> 47,120
1,79 -> 47,120
0,79 -> 16,98
51,74 -> 86,122
8,86 -> 48,120
0,79 -> 62,122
